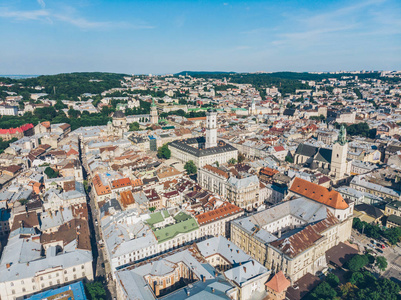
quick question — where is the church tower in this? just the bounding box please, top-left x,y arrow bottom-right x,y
150,98 -> 158,124
205,110 -> 217,149
249,98 -> 256,115
331,125 -> 348,179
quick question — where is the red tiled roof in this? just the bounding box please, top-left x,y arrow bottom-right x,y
0,123 -> 33,135
93,174 -> 111,195
290,177 -> 348,210
196,202 -> 243,225
111,178 -> 131,189
274,146 -> 285,152
265,271 -> 291,293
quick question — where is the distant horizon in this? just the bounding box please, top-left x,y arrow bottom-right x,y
0,69 -> 397,79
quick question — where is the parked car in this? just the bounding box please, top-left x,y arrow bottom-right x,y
376,248 -> 383,253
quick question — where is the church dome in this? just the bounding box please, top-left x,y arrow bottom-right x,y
112,110 -> 125,119
310,161 -> 318,170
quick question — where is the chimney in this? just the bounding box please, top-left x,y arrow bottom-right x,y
212,288 -> 215,293
187,291 -> 190,296
202,275 -> 206,282
243,266 -> 246,273
251,260 -> 254,266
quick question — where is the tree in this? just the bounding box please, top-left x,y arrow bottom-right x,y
85,281 -> 107,300
285,155 -> 294,163
346,254 -> 369,272
375,256 -> 388,272
340,282 -> 358,299
157,144 -> 171,159
44,166 -> 59,179
184,160 -> 197,174
68,107 -> 81,118
129,122 -> 140,131
214,161 -> 219,167
149,207 -> 156,212
308,281 -> 337,300
55,100 -> 67,110
238,152 -> 246,163
326,273 -> 340,288
228,158 -> 237,165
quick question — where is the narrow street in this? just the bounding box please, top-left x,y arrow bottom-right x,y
79,138 -> 116,299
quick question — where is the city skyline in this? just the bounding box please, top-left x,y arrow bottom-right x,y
0,0 -> 400,75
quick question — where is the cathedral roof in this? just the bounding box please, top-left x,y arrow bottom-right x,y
112,110 -> 125,119
314,148 -> 332,164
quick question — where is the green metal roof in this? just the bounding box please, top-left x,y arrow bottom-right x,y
153,217 -> 198,243
173,211 -> 191,222
146,211 -> 168,226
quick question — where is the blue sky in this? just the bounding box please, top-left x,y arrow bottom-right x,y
0,0 -> 400,74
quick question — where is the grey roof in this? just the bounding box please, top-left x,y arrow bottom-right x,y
224,260 -> 268,286
295,143 -> 318,157
169,137 -> 237,158
232,197 -> 328,245
116,247 -> 233,300
227,175 -> 259,189
355,204 -> 383,219
197,236 -> 251,265
0,234 -> 92,282
314,148 -> 332,164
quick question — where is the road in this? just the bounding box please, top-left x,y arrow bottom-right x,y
80,140 -> 117,299
351,229 -> 401,283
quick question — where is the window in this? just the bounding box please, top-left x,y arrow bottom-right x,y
81,265 -> 85,270
12,290 -> 15,295
22,288 -> 26,292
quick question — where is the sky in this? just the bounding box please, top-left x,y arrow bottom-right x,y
0,0 -> 400,75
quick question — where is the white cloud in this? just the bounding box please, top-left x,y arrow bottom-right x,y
37,0 -> 46,9
0,8 -> 49,20
0,6 -> 154,30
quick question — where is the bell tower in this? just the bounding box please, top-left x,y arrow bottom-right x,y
331,125 -> 348,179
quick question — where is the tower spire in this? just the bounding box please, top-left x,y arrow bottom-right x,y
337,124 -> 347,146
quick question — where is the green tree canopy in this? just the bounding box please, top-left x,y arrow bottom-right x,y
375,256 -> 388,272
184,160 -> 197,174
85,281 -> 107,300
129,122 -> 140,131
346,254 -> 370,272
44,167 -> 59,179
157,144 -> 171,159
